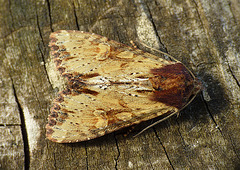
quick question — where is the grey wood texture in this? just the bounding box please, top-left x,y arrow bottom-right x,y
0,0 -> 239,169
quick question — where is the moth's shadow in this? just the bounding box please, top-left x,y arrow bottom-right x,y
179,72 -> 229,123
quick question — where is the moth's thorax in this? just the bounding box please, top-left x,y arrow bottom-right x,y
149,63 -> 201,109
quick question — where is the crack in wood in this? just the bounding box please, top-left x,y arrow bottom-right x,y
153,127 -> 175,170
114,133 -> 120,170
11,78 -> 30,170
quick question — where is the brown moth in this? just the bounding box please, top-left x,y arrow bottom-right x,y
46,30 -> 201,143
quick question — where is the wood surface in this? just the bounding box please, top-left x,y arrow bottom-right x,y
0,0 -> 239,169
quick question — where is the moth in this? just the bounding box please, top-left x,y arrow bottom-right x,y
46,30 -> 201,143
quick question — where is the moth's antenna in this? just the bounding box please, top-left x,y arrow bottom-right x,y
133,86 -> 201,138
142,42 -> 202,110
132,41 -> 202,137
135,40 -> 196,80
133,111 -> 178,138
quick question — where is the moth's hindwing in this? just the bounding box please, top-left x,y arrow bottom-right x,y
46,30 -> 201,143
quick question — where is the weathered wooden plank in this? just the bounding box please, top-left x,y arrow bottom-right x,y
0,0 -> 239,169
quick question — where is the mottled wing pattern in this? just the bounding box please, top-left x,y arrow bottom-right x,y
46,30 -> 200,143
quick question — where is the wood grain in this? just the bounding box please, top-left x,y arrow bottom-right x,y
0,0 -> 239,169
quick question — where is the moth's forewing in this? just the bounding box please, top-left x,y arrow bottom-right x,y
46,30 -> 201,143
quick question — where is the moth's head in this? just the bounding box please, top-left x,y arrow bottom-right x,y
149,63 -> 201,109
192,77 -> 202,95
